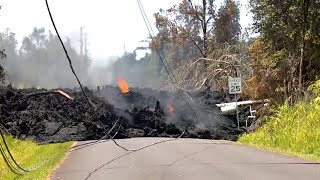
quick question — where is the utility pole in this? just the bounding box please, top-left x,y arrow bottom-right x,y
80,27 -> 84,57
84,32 -> 88,57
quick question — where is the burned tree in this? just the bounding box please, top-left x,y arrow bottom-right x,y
152,0 -> 216,68
215,0 -> 241,46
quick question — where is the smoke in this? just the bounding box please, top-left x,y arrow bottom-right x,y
0,27 -> 164,91
93,84 -> 234,135
85,50 -> 162,90
85,57 -> 117,88
0,28 -> 234,134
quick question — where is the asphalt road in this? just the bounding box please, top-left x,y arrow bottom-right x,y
51,138 -> 320,180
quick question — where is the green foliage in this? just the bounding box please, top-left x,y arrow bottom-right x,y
308,80 -> 320,96
239,80 -> 320,160
0,135 -> 73,179
245,39 -> 283,101
247,0 -> 320,101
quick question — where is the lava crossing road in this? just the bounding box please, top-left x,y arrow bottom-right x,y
51,138 -> 320,180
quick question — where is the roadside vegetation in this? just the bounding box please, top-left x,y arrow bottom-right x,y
237,0 -> 320,161
239,80 -> 320,161
0,134 -> 73,180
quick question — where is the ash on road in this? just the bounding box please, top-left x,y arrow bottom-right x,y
51,138 -> 320,180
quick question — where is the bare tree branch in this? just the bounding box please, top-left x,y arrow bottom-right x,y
191,39 -> 205,57
188,0 -> 203,23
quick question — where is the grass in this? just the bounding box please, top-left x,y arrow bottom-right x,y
0,135 -> 73,180
239,81 -> 320,161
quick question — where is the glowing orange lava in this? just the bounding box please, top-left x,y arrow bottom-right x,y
117,78 -> 129,94
168,103 -> 174,112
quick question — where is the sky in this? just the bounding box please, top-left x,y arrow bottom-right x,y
0,0 -> 252,65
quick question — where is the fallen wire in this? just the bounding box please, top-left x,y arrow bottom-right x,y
70,120 -> 123,152
45,0 -> 205,162
44,0 -> 199,159
0,1 -> 113,175
136,0 -> 206,131
45,0 -> 114,146
0,125 -> 29,175
0,129 -> 25,175
45,0 -> 91,107
43,3 -> 219,179
135,0 -> 227,147
0,124 -> 60,174
70,118 -> 122,151
109,130 -> 186,152
84,131 -> 185,180
87,0 -> 213,157
85,152 -> 133,180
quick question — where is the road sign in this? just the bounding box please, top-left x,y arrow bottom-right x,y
228,77 -> 242,94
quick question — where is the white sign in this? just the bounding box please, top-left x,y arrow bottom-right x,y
228,77 -> 242,94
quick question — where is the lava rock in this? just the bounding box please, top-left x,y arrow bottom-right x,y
0,85 -> 244,144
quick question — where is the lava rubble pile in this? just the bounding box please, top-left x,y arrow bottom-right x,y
0,85 -> 245,144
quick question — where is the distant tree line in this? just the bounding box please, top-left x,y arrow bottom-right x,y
0,27 -> 91,89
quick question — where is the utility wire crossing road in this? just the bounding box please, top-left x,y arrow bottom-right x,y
51,138 -> 320,180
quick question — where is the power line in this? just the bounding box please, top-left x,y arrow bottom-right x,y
110,130 -> 186,152
136,0 -> 205,130
43,0 -> 185,157
0,1 -> 101,175
0,128 -> 25,175
137,0 -> 179,86
0,128 -> 29,173
45,0 -> 92,107
45,0 -> 114,143
42,0 -> 211,166
0,124 -> 58,175
84,131 -> 186,180
70,118 -> 123,152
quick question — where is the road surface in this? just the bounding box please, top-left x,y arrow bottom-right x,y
51,138 -> 320,180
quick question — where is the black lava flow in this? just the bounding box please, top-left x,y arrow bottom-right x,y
0,85 -> 245,144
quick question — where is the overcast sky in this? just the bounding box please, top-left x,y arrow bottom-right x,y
0,0 -> 252,64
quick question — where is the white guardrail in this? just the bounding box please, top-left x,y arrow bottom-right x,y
216,99 -> 270,127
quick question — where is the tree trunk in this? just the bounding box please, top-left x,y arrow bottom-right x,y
299,0 -> 310,94
202,0 -> 207,59
284,78 -> 288,100
299,42 -> 304,93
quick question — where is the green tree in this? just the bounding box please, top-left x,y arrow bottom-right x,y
248,0 -> 320,100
